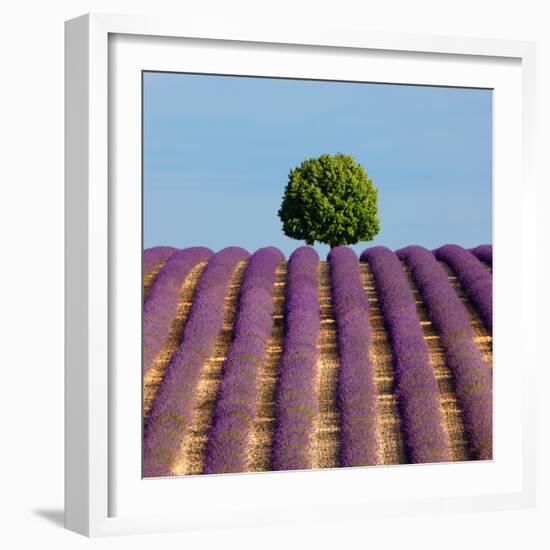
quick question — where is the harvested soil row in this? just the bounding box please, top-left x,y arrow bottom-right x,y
360,263 -> 406,465
247,262 -> 287,472
143,261 -> 166,302
312,262 -> 341,470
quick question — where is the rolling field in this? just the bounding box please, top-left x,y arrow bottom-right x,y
142,244 -> 493,477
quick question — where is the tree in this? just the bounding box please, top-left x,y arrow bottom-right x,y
278,153 -> 380,248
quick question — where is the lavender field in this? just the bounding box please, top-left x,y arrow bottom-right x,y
142,244 -> 493,477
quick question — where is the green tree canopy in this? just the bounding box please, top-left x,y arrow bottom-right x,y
278,153 -> 380,248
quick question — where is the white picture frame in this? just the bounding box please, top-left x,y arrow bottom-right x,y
65,12 -> 537,537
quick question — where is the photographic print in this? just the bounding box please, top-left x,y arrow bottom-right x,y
141,72 -> 493,478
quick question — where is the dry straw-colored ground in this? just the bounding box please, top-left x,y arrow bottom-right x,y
312,262 -> 341,469
144,257 -> 493,475
248,262 -> 287,472
143,261 -> 167,302
361,264 -> 407,465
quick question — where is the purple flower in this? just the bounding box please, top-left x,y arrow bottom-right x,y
143,247 -> 250,477
434,244 -> 492,332
469,244 -> 493,267
397,245 -> 492,460
329,246 -> 378,466
143,246 -> 177,276
361,246 -> 449,463
143,247 -> 213,377
203,247 -> 284,474
271,246 -> 320,471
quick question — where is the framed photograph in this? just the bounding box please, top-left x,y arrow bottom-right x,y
65,13 -> 537,537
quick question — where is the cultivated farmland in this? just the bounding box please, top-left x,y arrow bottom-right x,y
142,244 -> 493,477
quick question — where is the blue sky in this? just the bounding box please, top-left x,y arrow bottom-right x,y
143,72 -> 492,257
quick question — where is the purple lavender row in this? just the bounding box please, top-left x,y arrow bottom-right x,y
470,244 -> 493,267
203,247 -> 284,474
143,247 -> 213,377
143,246 -> 177,276
434,244 -> 493,332
328,247 -> 378,466
143,247 -> 250,477
397,246 -> 492,460
361,246 -> 450,463
272,247 -> 320,471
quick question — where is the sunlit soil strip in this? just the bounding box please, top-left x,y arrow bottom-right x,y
172,261 -> 247,476
360,263 -> 407,465
143,261 -> 166,302
143,261 -> 207,419
247,263 -> 287,472
311,262 -> 341,470
401,263 -> 471,462
440,262 -> 493,369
